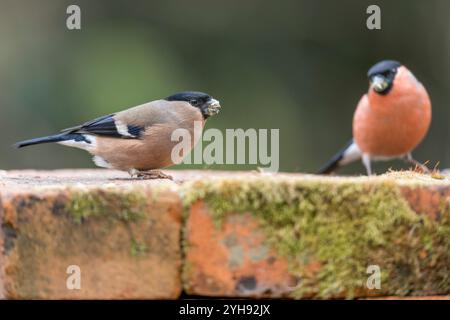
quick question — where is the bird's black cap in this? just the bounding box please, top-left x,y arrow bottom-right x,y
367,60 -> 402,78
165,91 -> 211,103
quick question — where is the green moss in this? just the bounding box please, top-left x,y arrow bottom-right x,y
64,187 -> 152,259
182,260 -> 194,292
183,176 -> 450,299
130,239 -> 148,257
66,187 -> 148,224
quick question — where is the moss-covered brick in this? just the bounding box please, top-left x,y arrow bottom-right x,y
182,173 -> 450,299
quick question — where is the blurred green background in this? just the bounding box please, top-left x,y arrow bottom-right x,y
0,0 -> 449,174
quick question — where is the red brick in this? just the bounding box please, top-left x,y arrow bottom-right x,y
0,170 -> 182,299
184,201 -> 298,297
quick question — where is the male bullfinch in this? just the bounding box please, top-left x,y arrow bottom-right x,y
318,60 -> 431,175
15,91 -> 221,179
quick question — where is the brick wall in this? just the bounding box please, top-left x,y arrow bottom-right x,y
0,170 -> 448,299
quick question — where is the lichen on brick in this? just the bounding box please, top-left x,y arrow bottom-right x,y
66,186 -> 148,224
131,239 -> 148,257
182,174 -> 450,299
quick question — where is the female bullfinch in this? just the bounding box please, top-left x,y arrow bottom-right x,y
16,91 -> 221,179
319,60 -> 431,175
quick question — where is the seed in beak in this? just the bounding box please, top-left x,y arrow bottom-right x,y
371,75 -> 389,93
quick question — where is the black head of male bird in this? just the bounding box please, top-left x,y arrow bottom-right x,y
15,91 -> 222,179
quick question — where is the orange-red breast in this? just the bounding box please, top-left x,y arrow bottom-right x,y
319,60 -> 431,175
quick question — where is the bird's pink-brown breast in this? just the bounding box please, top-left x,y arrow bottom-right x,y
353,66 -> 431,157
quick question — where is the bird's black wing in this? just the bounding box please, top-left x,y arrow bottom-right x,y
61,114 -> 144,138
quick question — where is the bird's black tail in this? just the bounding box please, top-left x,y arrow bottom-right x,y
15,133 -> 80,148
318,139 -> 358,174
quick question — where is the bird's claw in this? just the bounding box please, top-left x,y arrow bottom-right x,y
130,170 -> 173,180
414,164 -> 431,174
404,155 -> 431,174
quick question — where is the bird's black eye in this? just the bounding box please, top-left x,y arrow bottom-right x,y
190,99 -> 198,105
383,68 -> 397,77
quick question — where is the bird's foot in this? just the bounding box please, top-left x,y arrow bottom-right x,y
404,154 -> 430,174
129,169 -> 173,180
413,163 -> 431,174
